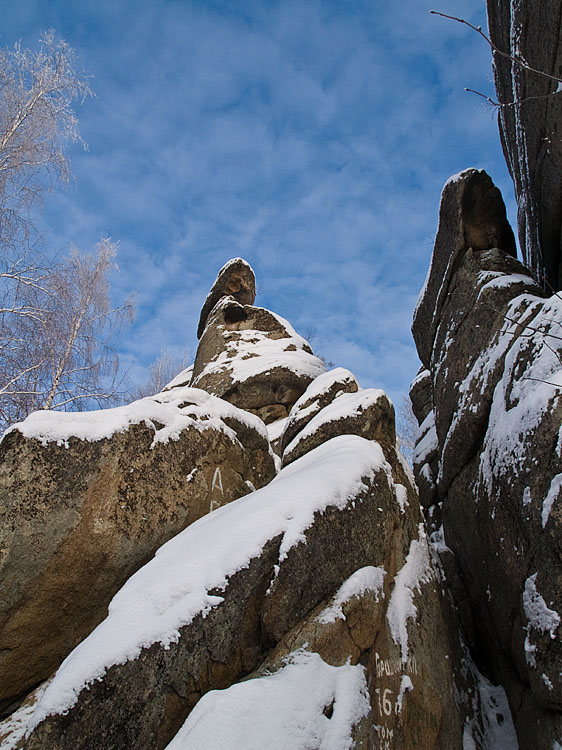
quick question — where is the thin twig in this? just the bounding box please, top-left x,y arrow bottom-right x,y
430,10 -> 562,85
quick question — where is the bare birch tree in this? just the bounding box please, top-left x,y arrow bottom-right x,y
0,239 -> 134,428
133,348 -> 193,399
0,34 -> 135,430
0,29 -> 92,251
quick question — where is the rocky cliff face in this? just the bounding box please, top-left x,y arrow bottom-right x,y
487,0 -> 562,290
411,169 -> 562,749
0,258 -> 505,749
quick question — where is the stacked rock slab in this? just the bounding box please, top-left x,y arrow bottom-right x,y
2,258 -> 500,749
487,0 -> 562,291
411,169 -> 562,748
192,259 -> 326,423
0,389 -> 276,718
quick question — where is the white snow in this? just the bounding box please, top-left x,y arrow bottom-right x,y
522,573 -> 560,638
27,435 -> 387,731
266,415 -> 290,444
283,389 -> 390,459
3,386 -> 268,449
413,410 -> 437,467
542,473 -> 562,528
477,674 -> 519,749
409,367 -> 429,391
288,368 -> 359,416
316,566 -> 386,625
163,365 -> 194,391
193,302 -> 326,387
477,291 -> 562,495
444,167 -> 479,188
478,272 -> 537,292
0,683 -> 48,750
386,524 -> 434,662
429,525 -> 452,555
396,675 -> 413,713
164,649 -> 370,750
394,483 -> 408,513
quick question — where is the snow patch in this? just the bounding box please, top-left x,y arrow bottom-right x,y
194,305 -> 326,388
316,566 -> 385,625
523,573 -> 560,638
0,683 -> 49,750
289,368 -> 359,416
163,364 -> 194,391
542,473 -> 562,527
266,415 -> 290,444
283,389 -> 390,459
386,524 -> 434,662
164,650 -> 370,750
396,675 -> 413,713
394,484 -> 408,513
413,410 -> 437,467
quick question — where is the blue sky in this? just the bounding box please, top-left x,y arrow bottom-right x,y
3,0 -> 516,407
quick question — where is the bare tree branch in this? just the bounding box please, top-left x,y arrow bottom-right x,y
430,10 -> 562,85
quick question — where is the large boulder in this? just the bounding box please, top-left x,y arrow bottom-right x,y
487,0 -> 562,290
0,387 -> 275,715
20,431 -> 481,750
411,169 -> 562,748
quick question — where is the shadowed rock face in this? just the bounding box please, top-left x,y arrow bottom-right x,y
411,169 -> 562,748
412,169 -> 515,370
487,0 -> 562,290
197,258 -> 256,339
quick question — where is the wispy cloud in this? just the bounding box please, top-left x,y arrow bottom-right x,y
4,0 -> 517,404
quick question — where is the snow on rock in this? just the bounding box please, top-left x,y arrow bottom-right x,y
283,389 -> 389,459
386,524 -> 434,662
542,473 -> 562,528
289,368 -> 359,414
164,650 -> 370,750
477,292 -> 562,496
413,410 -> 437,466
0,683 -> 48,750
411,167 -> 562,745
316,566 -> 386,625
523,573 -> 561,640
163,364 -> 194,391
194,299 -> 325,388
462,668 -> 519,750
282,388 -> 397,469
3,385 -> 268,448
26,435 -> 386,731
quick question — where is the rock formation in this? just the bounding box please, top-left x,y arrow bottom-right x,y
0,258 -> 502,749
0,389 -> 275,717
411,168 -> 562,749
487,0 -> 562,290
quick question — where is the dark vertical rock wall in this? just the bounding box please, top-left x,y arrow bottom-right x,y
487,0 -> 562,290
411,169 -> 562,749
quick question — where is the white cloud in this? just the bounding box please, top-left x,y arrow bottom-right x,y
3,0 -> 518,403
